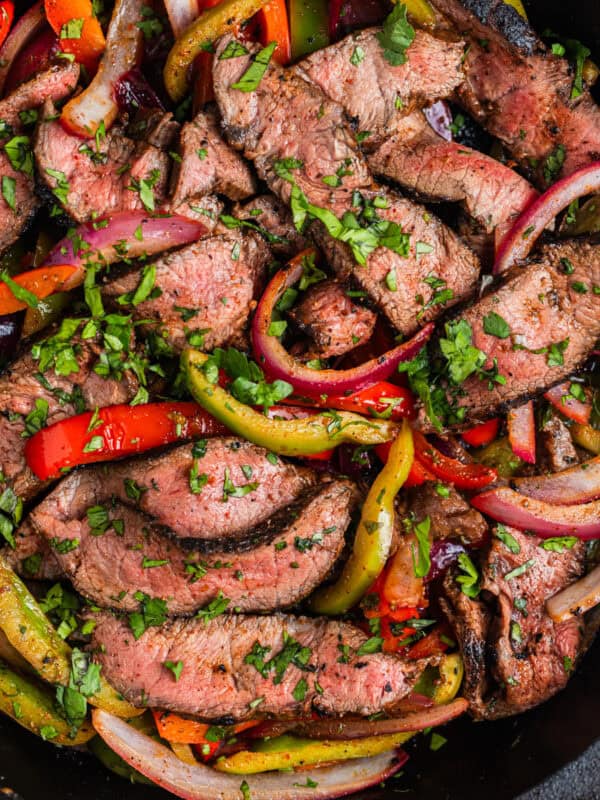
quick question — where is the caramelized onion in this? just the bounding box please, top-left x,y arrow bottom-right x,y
512,456 -> 600,506
546,564 -> 600,623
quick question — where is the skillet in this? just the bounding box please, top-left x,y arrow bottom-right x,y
0,0 -> 598,796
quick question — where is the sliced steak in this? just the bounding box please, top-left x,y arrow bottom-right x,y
102,231 -> 269,352
213,36 -> 371,210
35,102 -> 170,222
442,526 -> 585,719
299,28 -> 464,141
168,194 -> 223,231
0,62 -> 79,132
402,481 -> 488,545
0,152 -> 37,253
91,611 -> 422,720
444,240 -> 600,422
29,439 -> 316,547
170,106 -> 256,203
367,110 -> 537,239
431,0 -> 600,182
31,480 -> 356,613
128,110 -> 180,150
232,194 -> 309,258
315,187 -> 480,336
288,280 -> 377,359
4,519 -> 62,581
539,413 -> 579,473
0,335 -> 138,502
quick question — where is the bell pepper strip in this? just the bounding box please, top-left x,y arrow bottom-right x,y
0,265 -> 77,315
22,291 -> 71,337
571,423 -> 600,455
461,418 -> 500,448
310,420 -> 414,615
257,0 -> 290,63
375,441 -> 434,486
183,349 -> 397,456
89,732 -> 154,784
265,404 -> 333,459
164,0 -> 271,102
215,653 -> 464,774
192,49 -> 215,107
380,617 -> 418,654
285,381 -> 416,422
153,711 -> 214,745
545,382 -> 592,426
24,401 -> 227,481
383,535 -> 426,609
394,0 -> 436,25
412,430 -> 498,490
289,0 -> 328,59
0,659 -> 95,746
0,1 -> 14,48
0,557 -> 142,718
475,435 -> 523,479
407,626 -> 450,660
44,0 -> 105,70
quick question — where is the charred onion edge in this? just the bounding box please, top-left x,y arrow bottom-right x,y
252,258 -> 435,396
546,563 -> 600,623
494,160 -> 600,274
92,708 -> 405,800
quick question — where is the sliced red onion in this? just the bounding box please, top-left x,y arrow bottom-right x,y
43,212 -> 206,287
427,540 -> 467,582
544,382 -> 592,425
0,1 -> 46,96
424,101 -> 453,142
471,486 -> 600,539
546,563 -> 600,623
252,260 -> 434,396
114,67 -> 164,113
512,456 -> 600,506
0,312 -> 23,366
92,709 -> 405,800
494,160 -> 600,274
507,400 -> 536,464
164,0 -> 200,37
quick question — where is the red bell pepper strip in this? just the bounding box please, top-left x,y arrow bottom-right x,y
0,1 -> 14,48
285,381 -> 416,422
412,430 -> 498,490
374,441 -> 434,486
44,0 -> 105,70
406,626 -> 450,660
0,265 -> 78,315
461,417 -> 500,448
24,402 -> 227,481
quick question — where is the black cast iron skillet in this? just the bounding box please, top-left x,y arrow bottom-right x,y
1,0 -> 599,796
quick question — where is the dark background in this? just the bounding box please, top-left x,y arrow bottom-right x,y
1,0 -> 600,797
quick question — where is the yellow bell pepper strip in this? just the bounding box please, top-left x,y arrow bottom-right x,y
215,653 -> 464,774
0,557 -> 141,718
392,0 -> 436,26
0,659 -> 95,746
164,0 -> 272,102
571,423 -> 600,455
310,420 -> 414,616
183,349 -> 397,456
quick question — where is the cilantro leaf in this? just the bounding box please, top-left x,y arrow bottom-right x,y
231,41 -> 277,92
377,3 -> 415,66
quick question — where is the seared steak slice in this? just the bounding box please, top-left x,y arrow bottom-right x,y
443,526 -> 585,719
92,611 -> 422,719
35,102 -> 170,222
0,153 -> 37,253
315,187 -> 480,336
128,110 -> 180,150
539,414 -> 579,473
213,36 -> 371,210
103,231 -> 268,352
0,62 -> 79,132
29,439 -> 316,547
367,111 -> 537,239
4,519 -> 62,581
299,28 -> 464,141
288,280 -> 377,359
0,337 -> 138,502
168,194 -> 223,231
232,194 -> 309,258
402,481 -> 488,545
445,241 -> 600,422
431,0 -> 600,181
31,480 -> 356,613
171,107 -> 256,203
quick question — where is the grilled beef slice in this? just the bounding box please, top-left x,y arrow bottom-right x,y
444,240 -> 600,423
367,110 -> 537,240
299,28 -> 464,142
288,280 -> 377,359
402,481 -> 488,546
431,0 -> 600,182
170,106 -> 256,203
35,102 -> 170,222
539,413 -> 579,473
232,194 -> 310,258
92,612 -> 422,720
0,338 -> 138,502
102,231 -> 269,352
4,519 -> 63,581
442,526 -> 585,719
28,439 -> 316,547
30,480 -> 356,613
0,63 -> 80,251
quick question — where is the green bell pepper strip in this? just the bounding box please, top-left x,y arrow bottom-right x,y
289,0 -> 329,59
310,419 -> 414,615
0,557 -> 141,718
183,349 -> 397,455
475,436 -> 523,479
0,659 -> 95,746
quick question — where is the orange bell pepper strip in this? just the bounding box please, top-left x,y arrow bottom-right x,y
44,0 -> 105,71
0,1 -> 14,48
24,401 -> 228,480
153,710 -> 258,755
407,626 -> 450,660
0,265 -> 78,315
257,0 -> 290,64
461,417 -> 500,448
